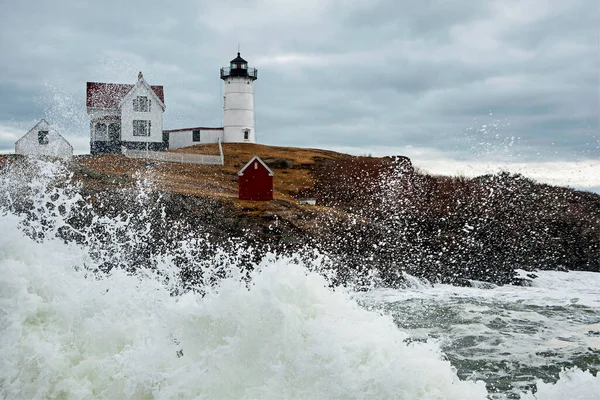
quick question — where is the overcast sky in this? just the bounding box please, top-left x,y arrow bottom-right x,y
1,0 -> 599,191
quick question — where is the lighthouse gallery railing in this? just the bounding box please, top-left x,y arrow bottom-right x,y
220,67 -> 258,79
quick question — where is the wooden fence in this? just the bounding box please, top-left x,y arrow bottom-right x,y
122,140 -> 224,165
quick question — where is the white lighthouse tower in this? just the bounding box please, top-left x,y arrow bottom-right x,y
220,52 -> 258,143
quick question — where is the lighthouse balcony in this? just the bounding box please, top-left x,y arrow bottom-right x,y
221,67 -> 258,80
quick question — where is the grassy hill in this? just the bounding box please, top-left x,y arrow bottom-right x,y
74,143 -> 342,206
1,144 -> 598,287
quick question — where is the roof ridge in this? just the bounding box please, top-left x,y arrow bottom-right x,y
86,81 -> 165,108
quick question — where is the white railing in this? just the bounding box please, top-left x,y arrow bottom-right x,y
122,141 -> 224,165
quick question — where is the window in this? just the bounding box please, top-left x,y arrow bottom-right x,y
133,120 -> 151,136
192,130 -> 201,142
94,123 -> 107,140
38,130 -> 49,145
133,96 -> 150,112
108,123 -> 121,142
243,129 -> 250,140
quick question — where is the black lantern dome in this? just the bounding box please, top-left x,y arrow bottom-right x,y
221,52 -> 258,80
230,52 -> 247,68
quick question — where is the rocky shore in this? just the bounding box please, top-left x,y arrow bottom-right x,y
1,143 -> 598,289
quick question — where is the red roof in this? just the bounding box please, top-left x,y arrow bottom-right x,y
86,82 -> 165,108
163,127 -> 224,133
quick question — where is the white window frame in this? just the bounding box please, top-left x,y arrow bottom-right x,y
133,96 -> 151,112
38,130 -> 49,145
192,130 -> 201,142
94,122 -> 107,141
133,120 -> 151,137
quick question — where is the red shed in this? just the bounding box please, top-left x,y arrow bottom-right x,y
238,155 -> 274,201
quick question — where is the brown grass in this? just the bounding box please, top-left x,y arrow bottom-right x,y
74,144 -> 346,207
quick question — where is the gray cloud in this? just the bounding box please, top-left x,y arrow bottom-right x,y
0,0 -> 598,170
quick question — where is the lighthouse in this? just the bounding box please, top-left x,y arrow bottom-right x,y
220,52 -> 258,143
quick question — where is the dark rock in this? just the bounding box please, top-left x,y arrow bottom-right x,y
263,158 -> 294,169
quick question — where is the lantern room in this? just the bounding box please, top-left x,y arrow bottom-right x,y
220,52 -> 258,80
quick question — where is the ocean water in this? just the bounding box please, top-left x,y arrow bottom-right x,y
0,159 -> 599,399
356,271 -> 600,399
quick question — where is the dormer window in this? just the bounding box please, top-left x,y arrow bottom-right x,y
133,96 -> 151,112
38,130 -> 49,145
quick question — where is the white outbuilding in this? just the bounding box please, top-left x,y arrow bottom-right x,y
15,119 -> 73,160
164,127 -> 224,150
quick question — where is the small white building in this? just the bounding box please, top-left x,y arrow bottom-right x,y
164,127 -> 224,150
15,119 -> 73,160
299,198 -> 317,206
86,72 -> 166,154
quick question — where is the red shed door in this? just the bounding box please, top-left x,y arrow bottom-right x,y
239,161 -> 273,201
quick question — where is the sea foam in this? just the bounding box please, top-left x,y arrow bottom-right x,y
0,212 -> 489,399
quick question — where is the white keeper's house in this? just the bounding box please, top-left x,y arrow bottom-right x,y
87,72 -> 166,154
15,119 -> 73,160
86,52 -> 258,154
